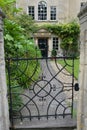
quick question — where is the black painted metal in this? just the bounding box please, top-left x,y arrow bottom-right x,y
6,55 -> 75,127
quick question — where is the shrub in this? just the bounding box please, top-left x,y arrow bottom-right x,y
51,49 -> 57,57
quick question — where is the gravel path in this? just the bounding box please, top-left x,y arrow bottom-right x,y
13,59 -> 78,129
50,61 -> 78,101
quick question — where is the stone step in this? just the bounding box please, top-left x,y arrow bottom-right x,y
10,117 -> 77,130
10,128 -> 76,130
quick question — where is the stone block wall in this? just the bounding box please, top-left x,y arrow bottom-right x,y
0,8 -> 9,130
16,0 -> 80,23
78,2 -> 87,130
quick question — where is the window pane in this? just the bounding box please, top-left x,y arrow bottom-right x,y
53,37 -> 58,50
38,1 -> 47,20
28,6 -> 35,19
50,6 -> 56,20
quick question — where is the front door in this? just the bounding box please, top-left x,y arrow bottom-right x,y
38,38 -> 48,57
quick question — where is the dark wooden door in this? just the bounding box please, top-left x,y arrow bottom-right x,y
38,38 -> 48,57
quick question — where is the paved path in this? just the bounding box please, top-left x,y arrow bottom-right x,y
50,61 -> 78,101
13,59 -> 77,129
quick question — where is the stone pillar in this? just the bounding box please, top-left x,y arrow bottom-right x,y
0,9 -> 9,130
78,3 -> 87,130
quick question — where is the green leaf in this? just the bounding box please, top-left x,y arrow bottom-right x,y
4,34 -> 14,41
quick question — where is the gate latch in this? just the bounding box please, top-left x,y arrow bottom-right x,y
74,83 -> 79,91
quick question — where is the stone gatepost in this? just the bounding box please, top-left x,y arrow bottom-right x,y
78,3 -> 87,130
0,9 -> 9,130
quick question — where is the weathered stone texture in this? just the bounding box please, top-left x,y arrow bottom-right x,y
16,0 -> 80,23
78,2 -> 87,130
0,9 -> 9,130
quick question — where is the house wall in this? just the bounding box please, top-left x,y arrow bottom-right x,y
69,0 -> 80,21
16,0 -> 81,57
16,0 -> 81,23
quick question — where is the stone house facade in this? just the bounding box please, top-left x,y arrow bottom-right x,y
16,0 -> 83,57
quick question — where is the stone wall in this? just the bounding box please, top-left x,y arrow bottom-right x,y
16,0 -> 80,23
78,2 -> 87,130
0,9 -> 9,130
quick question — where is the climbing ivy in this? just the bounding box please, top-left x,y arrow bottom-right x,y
40,21 -> 80,57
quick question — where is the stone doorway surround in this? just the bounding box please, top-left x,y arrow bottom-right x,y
33,28 -> 52,57
33,28 -> 62,57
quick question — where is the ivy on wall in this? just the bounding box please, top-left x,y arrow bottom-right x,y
38,21 -> 80,57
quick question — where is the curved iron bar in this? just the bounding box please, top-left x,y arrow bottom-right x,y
33,79 -> 52,98
11,59 -> 40,88
11,93 -> 32,121
19,59 -> 39,80
46,58 -> 73,105
20,102 -> 32,121
46,59 -> 64,86
55,99 -> 67,119
55,96 -> 72,118
8,57 -> 74,121
55,58 -> 74,88
64,57 -> 74,67
54,88 -> 73,118
33,79 -> 66,110
10,59 -> 28,80
7,59 -> 19,75
16,93 -> 40,120
55,58 -> 72,76
15,60 -> 29,79
18,110 -> 23,122
12,103 -> 31,121
63,106 -> 72,118
47,89 -> 66,118
8,57 -> 39,79
19,64 -> 67,113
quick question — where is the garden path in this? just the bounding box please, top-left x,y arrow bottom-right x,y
13,59 -> 77,129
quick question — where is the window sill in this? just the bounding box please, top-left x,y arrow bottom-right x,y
35,20 -> 58,22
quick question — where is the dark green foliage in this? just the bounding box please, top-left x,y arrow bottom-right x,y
11,87 -> 23,113
44,21 -> 80,57
4,18 -> 41,58
0,0 -> 22,20
4,19 -> 25,58
16,60 -> 41,88
4,18 -> 41,111
51,49 -> 57,57
15,13 -> 38,38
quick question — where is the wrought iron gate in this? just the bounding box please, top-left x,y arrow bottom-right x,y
6,55 -> 75,127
